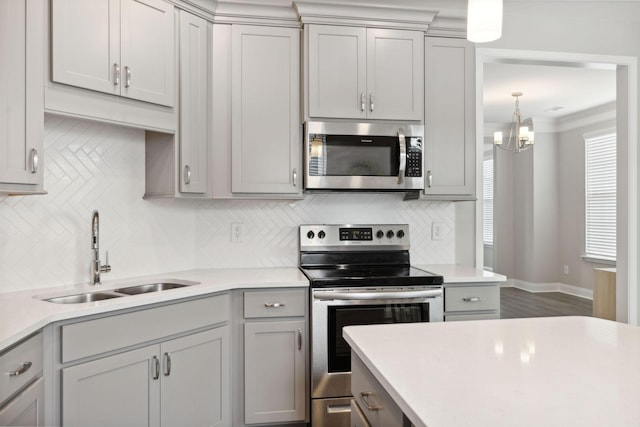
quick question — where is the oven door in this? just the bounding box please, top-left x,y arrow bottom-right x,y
311,286 -> 443,401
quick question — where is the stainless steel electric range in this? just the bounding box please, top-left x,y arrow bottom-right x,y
299,224 -> 444,427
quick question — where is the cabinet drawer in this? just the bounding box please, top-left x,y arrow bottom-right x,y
62,293 -> 230,363
0,332 -> 43,406
351,353 -> 403,427
445,285 -> 499,312
244,289 -> 306,318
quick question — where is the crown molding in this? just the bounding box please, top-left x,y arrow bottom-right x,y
294,1 -> 437,31
484,102 -> 617,137
213,1 -> 300,27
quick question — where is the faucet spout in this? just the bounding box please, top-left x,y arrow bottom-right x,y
91,210 -> 111,285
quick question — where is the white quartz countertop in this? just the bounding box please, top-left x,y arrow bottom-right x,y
344,317 -> 640,427
0,267 -> 308,352
417,264 -> 506,283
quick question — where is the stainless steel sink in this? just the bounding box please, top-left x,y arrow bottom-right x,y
44,292 -> 122,304
41,280 -> 197,303
114,282 -> 191,295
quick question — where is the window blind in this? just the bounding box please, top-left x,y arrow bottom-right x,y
483,158 -> 494,245
585,132 -> 616,260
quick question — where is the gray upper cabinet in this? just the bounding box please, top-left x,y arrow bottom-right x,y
424,37 -> 476,200
307,24 -> 423,121
51,0 -> 175,107
230,25 -> 301,195
0,0 -> 44,194
178,10 -> 209,194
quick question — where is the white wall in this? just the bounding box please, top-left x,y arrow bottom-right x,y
0,115 -> 456,293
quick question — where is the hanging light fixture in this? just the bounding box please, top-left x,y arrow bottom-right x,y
494,92 -> 535,153
467,0 -> 503,43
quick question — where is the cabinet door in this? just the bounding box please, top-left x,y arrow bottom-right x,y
160,327 -> 230,427
0,0 -> 44,187
307,25 -> 367,119
0,378 -> 44,427
178,10 -> 208,194
120,0 -> 175,106
62,345 -> 160,427
231,25 -> 301,194
244,320 -> 306,424
424,37 -> 476,199
366,29 -> 424,120
51,0 -> 120,96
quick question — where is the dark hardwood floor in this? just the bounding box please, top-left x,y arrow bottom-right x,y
500,287 -> 592,319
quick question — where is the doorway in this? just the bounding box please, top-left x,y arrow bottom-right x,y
476,49 -> 637,325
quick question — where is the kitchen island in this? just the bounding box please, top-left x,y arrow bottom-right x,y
344,317 -> 640,427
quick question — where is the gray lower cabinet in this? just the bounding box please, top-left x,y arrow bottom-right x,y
0,332 -> 44,427
0,378 -> 45,427
242,289 -> 308,425
62,327 -> 229,427
56,294 -> 231,427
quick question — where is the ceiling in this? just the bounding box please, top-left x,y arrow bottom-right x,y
483,62 -> 617,126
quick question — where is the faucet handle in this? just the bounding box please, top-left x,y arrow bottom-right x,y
101,250 -> 112,273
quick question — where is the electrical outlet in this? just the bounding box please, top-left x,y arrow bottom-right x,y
431,222 -> 444,240
231,223 -> 243,242
563,265 -> 569,275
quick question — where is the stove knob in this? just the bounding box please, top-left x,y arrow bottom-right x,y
307,230 -> 315,239
397,230 -> 405,239
376,230 -> 384,239
386,230 -> 395,239
318,230 -> 326,239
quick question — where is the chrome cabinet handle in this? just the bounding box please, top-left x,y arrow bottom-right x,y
463,297 -> 481,302
113,63 -> 120,86
125,66 -> 131,88
30,148 -> 39,174
184,165 -> 191,185
163,352 -> 171,376
297,329 -> 302,351
427,170 -> 433,188
264,302 -> 285,308
360,93 -> 365,112
152,356 -> 160,380
292,168 -> 297,187
369,93 -> 375,112
397,128 -> 406,184
360,392 -> 383,411
9,361 -> 32,377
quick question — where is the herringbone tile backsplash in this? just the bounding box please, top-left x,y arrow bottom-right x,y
0,115 -> 455,293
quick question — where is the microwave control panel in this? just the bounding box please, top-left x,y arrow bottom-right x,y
406,137 -> 422,178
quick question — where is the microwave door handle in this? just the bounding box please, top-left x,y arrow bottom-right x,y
397,128 -> 406,185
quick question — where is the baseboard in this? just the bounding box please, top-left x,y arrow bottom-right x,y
501,279 -> 593,300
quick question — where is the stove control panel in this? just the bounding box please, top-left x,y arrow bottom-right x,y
300,224 -> 410,251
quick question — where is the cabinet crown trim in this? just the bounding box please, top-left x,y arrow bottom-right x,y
213,1 -> 300,27
295,1 -> 445,31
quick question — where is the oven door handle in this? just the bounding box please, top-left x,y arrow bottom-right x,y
314,289 -> 442,301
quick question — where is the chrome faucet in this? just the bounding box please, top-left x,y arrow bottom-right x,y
91,210 -> 111,285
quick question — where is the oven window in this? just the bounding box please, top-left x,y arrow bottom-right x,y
328,303 -> 429,373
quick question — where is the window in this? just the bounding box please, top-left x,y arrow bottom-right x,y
483,157 -> 494,245
585,131 -> 616,261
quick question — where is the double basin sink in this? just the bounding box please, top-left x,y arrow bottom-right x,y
43,281 -> 197,304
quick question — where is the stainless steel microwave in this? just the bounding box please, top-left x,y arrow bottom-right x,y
304,121 -> 424,191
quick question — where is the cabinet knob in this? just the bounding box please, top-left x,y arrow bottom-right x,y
30,148 -> 39,174
360,93 -> 366,112
292,168 -> 297,187
427,170 -> 433,188
360,391 -> 383,411
463,297 -> 481,302
297,329 -> 302,351
163,352 -> 171,376
152,355 -> 160,380
369,93 -> 375,112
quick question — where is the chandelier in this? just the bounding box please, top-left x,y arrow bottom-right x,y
494,92 -> 535,153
